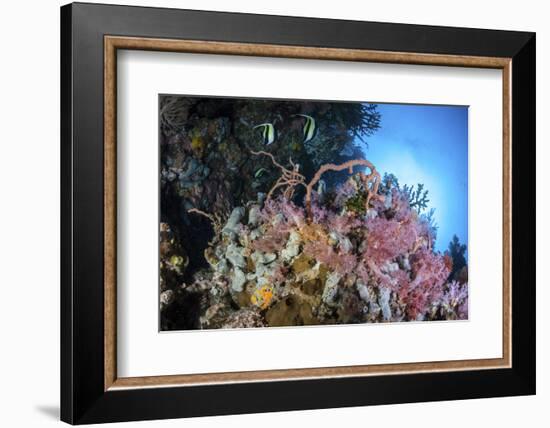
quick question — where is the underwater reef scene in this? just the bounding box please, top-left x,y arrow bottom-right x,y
159,95 -> 468,330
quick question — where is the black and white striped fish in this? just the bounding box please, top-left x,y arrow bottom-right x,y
295,114 -> 317,143
253,123 -> 276,145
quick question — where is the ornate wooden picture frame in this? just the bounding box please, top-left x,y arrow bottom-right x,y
61,2 -> 535,424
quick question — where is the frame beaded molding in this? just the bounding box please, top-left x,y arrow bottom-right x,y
103,35 -> 512,391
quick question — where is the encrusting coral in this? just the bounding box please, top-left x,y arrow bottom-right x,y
173,154 -> 468,328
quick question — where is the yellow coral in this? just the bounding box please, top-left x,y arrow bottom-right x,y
169,255 -> 184,266
298,222 -> 328,244
250,285 -> 274,309
191,135 -> 205,154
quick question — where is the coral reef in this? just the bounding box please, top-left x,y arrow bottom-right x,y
162,157 -> 468,328
158,96 -> 467,330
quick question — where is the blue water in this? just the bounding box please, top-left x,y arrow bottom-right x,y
362,103 -> 468,254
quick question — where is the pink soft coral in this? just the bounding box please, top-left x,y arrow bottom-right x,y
226,167 -> 463,323
302,240 -> 358,274
390,188 -> 412,221
332,179 -> 357,208
328,211 -> 362,235
259,197 -> 305,228
253,197 -> 306,253
311,200 -> 362,235
398,248 -> 450,319
252,231 -> 289,253
440,280 -> 469,319
364,217 -> 417,265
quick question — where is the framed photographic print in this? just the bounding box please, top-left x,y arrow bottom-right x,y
60,2 -> 536,424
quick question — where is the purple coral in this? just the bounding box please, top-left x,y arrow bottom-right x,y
364,217 -> 417,265
252,197 -> 306,253
398,248 -> 450,319
440,280 -> 469,319
302,240 -> 357,274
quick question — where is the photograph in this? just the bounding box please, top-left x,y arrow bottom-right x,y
159,95 -> 469,330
